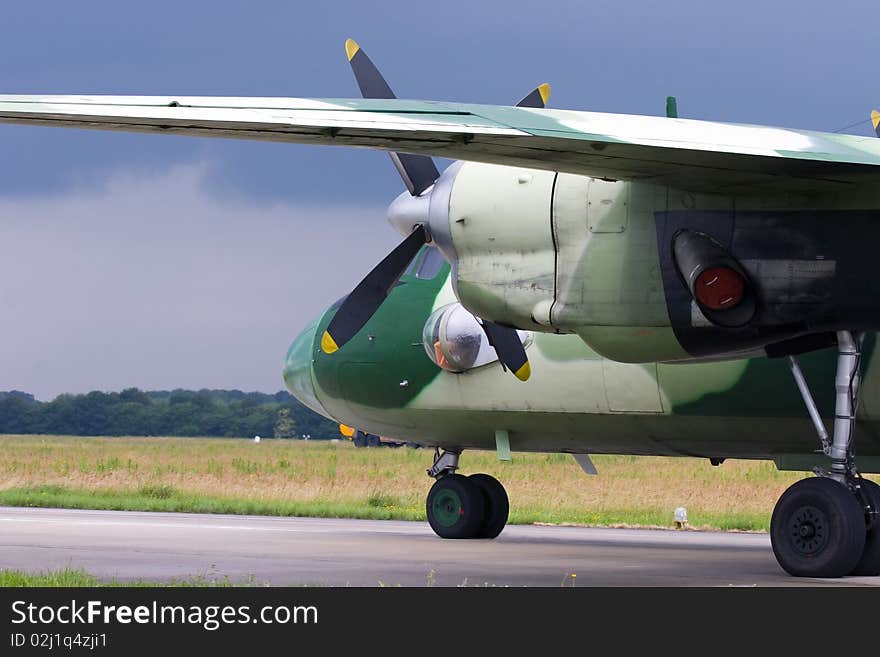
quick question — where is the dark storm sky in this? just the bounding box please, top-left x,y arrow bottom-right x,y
0,0 -> 875,398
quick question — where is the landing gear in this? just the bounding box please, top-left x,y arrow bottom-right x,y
469,473 -> 509,539
426,474 -> 487,539
778,331 -> 879,577
852,479 -> 880,575
425,449 -> 509,539
770,477 -> 865,577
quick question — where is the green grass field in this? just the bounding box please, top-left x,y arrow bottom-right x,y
0,434 -> 857,532
0,568 -> 259,587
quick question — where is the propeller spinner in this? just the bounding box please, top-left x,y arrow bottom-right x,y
321,39 -> 550,382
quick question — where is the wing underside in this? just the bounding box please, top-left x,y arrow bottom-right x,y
1,95 -> 879,193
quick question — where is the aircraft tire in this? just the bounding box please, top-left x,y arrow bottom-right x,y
771,477 -> 866,578
426,474 -> 487,539
851,479 -> 880,576
469,473 -> 509,539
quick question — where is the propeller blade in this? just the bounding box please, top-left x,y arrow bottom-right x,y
872,110 -> 880,138
321,225 -> 428,354
345,38 -> 439,195
341,40 -> 534,382
389,152 -> 440,196
345,38 -> 395,99
481,321 -> 531,381
515,83 -> 551,109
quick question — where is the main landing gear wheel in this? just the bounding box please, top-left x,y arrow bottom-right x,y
770,477 -> 866,578
851,479 -> 880,576
784,331 -> 879,578
426,474 -> 486,539
469,473 -> 509,539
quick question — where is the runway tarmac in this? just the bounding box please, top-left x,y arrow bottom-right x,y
1,506 -> 877,586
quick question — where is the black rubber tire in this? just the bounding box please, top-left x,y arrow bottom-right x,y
770,477 -> 866,578
426,474 -> 487,539
851,479 -> 880,576
469,473 -> 509,539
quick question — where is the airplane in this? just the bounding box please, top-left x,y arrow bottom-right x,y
2,40 -> 880,579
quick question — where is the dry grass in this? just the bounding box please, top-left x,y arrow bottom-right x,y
2,434 -> 869,530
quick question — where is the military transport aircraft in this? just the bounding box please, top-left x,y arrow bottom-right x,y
2,40 -> 880,579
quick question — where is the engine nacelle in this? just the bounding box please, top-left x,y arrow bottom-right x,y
445,162 -> 558,330
433,162 -> 679,361
389,160 -> 880,364
389,161 -> 681,361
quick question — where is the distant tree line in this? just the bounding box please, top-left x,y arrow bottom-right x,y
0,389 -> 339,439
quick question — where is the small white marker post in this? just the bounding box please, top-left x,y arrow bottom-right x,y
674,507 -> 688,529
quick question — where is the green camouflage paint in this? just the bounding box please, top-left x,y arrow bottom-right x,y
310,253 -> 448,409
667,335 -> 877,418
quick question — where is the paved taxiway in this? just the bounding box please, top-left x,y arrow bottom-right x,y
1,506 -> 877,586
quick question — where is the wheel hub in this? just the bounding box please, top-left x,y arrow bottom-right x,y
799,524 -> 816,539
790,505 -> 828,555
431,489 -> 463,528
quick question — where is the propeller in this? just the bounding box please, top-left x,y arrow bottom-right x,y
322,39 -> 548,382
515,83 -> 551,109
481,320 -> 531,382
320,224 -> 427,354
345,39 -> 439,196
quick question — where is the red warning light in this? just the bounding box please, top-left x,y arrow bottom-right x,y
694,267 -> 744,310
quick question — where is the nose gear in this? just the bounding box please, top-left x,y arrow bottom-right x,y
425,449 -> 510,540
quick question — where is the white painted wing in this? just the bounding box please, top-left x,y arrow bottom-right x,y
1,95 -> 879,193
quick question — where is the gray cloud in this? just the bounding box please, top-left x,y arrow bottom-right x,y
0,163 -> 397,399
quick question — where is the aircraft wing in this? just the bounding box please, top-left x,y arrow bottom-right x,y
1,94 -> 879,194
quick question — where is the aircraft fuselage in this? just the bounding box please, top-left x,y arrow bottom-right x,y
284,227 -> 880,473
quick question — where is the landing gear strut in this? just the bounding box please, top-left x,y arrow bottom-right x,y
425,448 -> 509,539
777,331 -> 880,577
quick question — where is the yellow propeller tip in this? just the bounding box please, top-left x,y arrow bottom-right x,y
514,362 -> 531,382
345,38 -> 360,62
872,110 -> 880,130
537,83 -> 551,106
321,331 -> 339,354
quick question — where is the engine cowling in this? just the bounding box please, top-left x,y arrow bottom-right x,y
389,161 -> 681,362
389,160 -> 880,363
